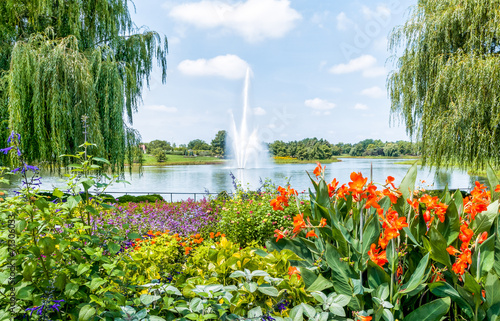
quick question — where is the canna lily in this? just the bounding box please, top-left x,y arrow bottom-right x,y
274,229 -> 286,242
319,218 -> 327,227
305,230 -> 318,238
288,266 -> 301,279
348,172 -> 368,195
313,162 -> 324,177
293,213 -> 307,234
478,231 -> 488,244
368,243 -> 388,267
328,178 -> 339,197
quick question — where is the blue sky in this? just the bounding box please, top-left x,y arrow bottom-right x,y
129,0 -> 416,145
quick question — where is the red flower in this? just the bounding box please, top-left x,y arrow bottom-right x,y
288,266 -> 301,279
368,243 -> 388,267
305,230 -> 318,238
274,229 -> 285,242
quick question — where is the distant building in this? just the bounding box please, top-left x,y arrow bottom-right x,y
139,144 -> 146,153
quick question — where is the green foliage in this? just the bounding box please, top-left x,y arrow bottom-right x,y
215,192 -> 305,247
389,0 -> 500,169
116,194 -> 165,203
211,130 -> 227,158
265,163 -> 500,320
0,0 -> 168,170
151,148 -> 167,163
187,139 -> 211,151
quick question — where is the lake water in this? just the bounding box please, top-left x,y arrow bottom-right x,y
28,158 -> 484,201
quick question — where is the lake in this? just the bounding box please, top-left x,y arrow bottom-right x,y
29,158 -> 483,201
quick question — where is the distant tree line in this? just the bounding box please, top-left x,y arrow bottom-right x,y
268,138 -> 418,160
141,133 -> 419,163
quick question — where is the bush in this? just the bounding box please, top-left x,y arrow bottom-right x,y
215,191 -> 306,247
116,194 -> 164,203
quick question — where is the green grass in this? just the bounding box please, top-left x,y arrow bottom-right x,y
394,160 -> 422,165
132,154 -> 226,166
340,154 -> 420,159
272,158 -> 341,164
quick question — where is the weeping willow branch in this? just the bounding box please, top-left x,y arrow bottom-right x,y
388,0 -> 500,170
0,0 -> 168,171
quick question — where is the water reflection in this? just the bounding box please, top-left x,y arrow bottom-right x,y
13,158 -> 485,197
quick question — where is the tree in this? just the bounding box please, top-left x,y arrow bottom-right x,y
0,1 -> 168,170
187,139 -> 210,151
146,140 -> 171,153
151,148 -> 167,163
211,130 -> 227,158
388,0 -> 500,169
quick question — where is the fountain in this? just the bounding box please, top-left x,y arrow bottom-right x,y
228,68 -> 270,170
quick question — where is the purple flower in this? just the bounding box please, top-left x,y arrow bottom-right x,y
0,146 -> 13,154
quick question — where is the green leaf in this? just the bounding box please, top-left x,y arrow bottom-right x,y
472,200 -> 499,234
487,163 -> 500,202
402,297 -> 450,321
399,253 -> 430,294
428,281 -> 473,318
189,297 -> 204,313
427,227 -> 452,269
78,305 -> 96,321
140,294 -> 161,306
471,234 -> 495,278
92,157 -> 110,165
107,242 -> 121,255
486,271 -> 500,309
324,243 -> 354,295
257,284 -> 278,297
65,283 -> 79,298
306,274 -> 333,292
248,307 -> 263,318
361,213 -> 381,266
436,201 -> 460,245
89,277 -> 106,291
399,162 -> 418,205
367,261 -> 391,290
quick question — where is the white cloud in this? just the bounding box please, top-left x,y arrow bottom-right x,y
169,0 -> 301,43
178,54 -> 250,79
354,103 -> 369,110
311,11 -> 329,28
361,86 -> 386,99
329,55 -> 376,74
252,107 -> 267,115
305,98 -> 336,110
362,5 -> 391,20
145,105 -> 178,113
336,12 -> 353,31
329,55 -> 386,78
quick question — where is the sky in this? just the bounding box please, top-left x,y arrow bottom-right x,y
129,0 -> 417,145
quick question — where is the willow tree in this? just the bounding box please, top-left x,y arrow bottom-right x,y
0,0 -> 167,170
388,0 -> 500,170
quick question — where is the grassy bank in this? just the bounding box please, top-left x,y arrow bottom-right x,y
340,155 -> 420,159
131,154 -> 226,166
394,160 -> 422,165
272,157 -> 341,164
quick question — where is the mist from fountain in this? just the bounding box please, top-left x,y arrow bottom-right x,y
228,68 -> 270,169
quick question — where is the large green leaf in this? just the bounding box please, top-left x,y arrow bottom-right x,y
399,162 -> 418,205
324,243 -> 354,295
361,213 -> 381,267
471,235 -> 495,279
428,281 -> 473,318
399,253 -> 430,294
78,305 -> 96,321
427,227 -> 452,269
437,201 -> 460,245
306,274 -> 333,292
487,163 -> 500,202
472,201 -> 499,235
367,261 -> 391,290
402,297 -> 450,321
485,271 -> 500,309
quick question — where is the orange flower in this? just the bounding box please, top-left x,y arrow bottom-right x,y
495,185 -> 500,193
478,231 -> 488,244
288,266 -> 301,279
328,178 -> 339,197
368,243 -> 388,267
313,162 -> 324,177
215,232 -> 221,237
447,245 -> 459,255
275,229 -> 285,242
385,176 -> 396,189
452,248 -> 472,275
348,172 -> 368,195
210,232 -> 214,239
358,316 -> 372,321
459,224 -> 474,244
319,218 -> 327,227
293,213 -> 307,233
383,188 -> 401,204
305,230 -> 318,238
221,233 -> 225,237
